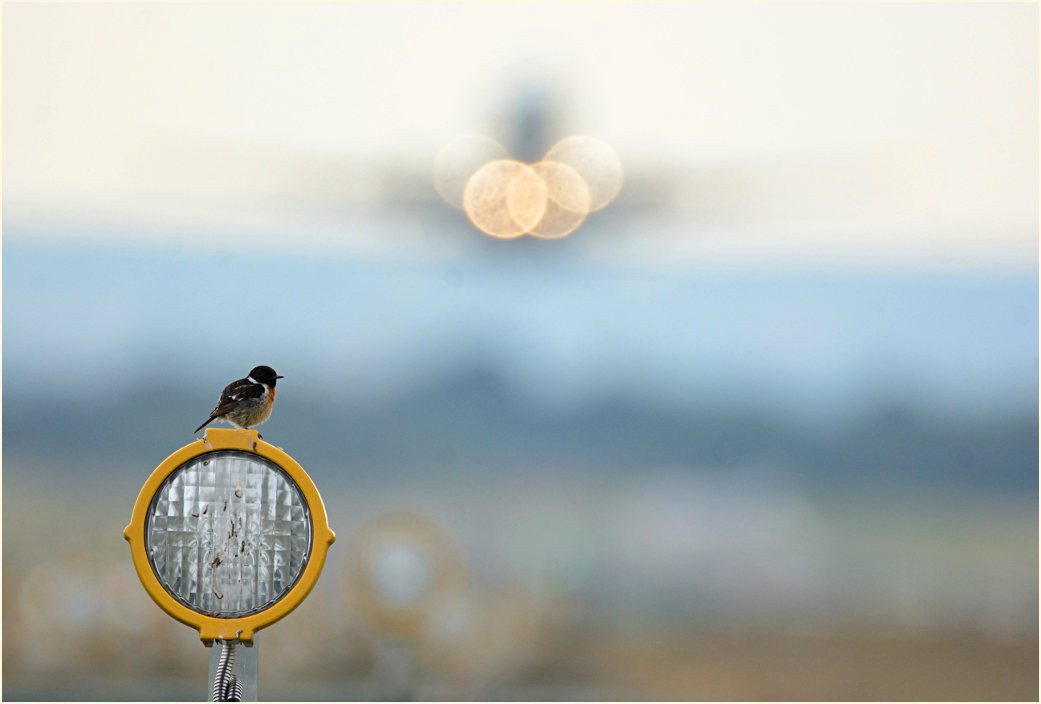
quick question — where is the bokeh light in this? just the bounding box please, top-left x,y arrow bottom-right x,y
527,160 -> 592,239
463,159 -> 546,239
543,135 -> 624,212
437,133 -> 622,240
342,511 -> 465,641
373,546 -> 432,605
432,134 -> 510,209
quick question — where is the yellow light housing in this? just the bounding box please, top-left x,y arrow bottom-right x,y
124,429 -> 335,643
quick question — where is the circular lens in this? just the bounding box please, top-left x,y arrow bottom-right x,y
145,450 -> 313,618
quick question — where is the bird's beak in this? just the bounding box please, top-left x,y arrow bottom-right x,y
276,375 -> 285,379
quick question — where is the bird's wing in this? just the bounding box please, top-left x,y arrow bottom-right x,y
208,379 -> 265,417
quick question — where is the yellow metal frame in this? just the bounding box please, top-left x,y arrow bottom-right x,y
123,428 -> 336,643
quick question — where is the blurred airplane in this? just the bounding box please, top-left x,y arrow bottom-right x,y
97,74 -> 939,258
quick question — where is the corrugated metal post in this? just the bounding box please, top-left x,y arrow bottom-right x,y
208,638 -> 258,701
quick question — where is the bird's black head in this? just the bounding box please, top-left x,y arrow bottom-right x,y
248,365 -> 283,386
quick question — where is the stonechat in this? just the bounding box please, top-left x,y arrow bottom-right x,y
194,365 -> 284,435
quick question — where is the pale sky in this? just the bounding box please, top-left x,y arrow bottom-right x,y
3,2 -> 1037,267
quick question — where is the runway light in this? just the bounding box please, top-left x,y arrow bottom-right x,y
124,429 -> 335,643
146,451 -> 310,618
343,511 -> 465,641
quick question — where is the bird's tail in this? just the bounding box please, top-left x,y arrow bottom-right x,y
194,417 -> 215,434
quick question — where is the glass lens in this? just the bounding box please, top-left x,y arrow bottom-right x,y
145,451 -> 312,617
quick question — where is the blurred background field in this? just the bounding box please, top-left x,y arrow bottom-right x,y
3,2 -> 1038,701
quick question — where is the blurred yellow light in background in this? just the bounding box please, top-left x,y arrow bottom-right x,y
504,162 -> 550,232
544,135 -> 624,212
433,134 -> 510,209
527,160 -> 592,239
463,159 -> 546,239
342,511 -> 465,641
436,133 -> 622,240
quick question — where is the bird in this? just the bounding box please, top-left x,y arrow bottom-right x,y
194,365 -> 284,436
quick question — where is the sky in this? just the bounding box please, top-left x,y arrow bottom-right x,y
3,1 -> 1037,267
